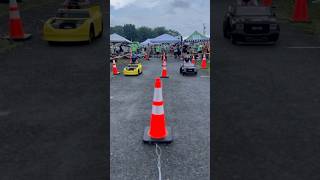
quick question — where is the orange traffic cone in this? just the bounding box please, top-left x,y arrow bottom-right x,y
112,59 -> 120,75
143,77 -> 172,143
262,0 -> 272,6
5,0 -> 31,40
191,55 -> 195,64
292,0 -> 309,22
161,66 -> 169,78
201,54 -> 207,69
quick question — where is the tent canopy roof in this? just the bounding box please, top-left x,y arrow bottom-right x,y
110,33 -> 132,43
185,31 -> 209,42
150,34 -> 180,43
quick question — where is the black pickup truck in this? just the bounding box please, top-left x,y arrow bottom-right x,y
223,5 -> 280,44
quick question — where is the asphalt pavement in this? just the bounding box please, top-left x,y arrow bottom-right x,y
0,1 -> 108,179
110,56 -> 210,179
213,0 -> 320,179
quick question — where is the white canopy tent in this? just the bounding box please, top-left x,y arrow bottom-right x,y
150,34 -> 180,44
110,33 -> 132,43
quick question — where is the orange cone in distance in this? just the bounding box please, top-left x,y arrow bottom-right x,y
143,77 -> 172,144
292,0 -> 309,22
191,55 -> 195,64
112,59 -> 120,75
161,66 -> 169,78
6,0 -> 31,40
162,58 -> 167,67
201,54 -> 207,69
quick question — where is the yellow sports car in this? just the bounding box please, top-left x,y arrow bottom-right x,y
43,4 -> 103,43
123,63 -> 143,76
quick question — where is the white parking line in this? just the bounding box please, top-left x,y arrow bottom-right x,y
288,46 -> 320,49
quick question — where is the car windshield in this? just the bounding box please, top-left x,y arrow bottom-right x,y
128,64 -> 138,68
56,10 -> 89,18
235,7 -> 271,16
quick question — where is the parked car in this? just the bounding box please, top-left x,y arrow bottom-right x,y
43,4 -> 103,44
223,4 -> 280,44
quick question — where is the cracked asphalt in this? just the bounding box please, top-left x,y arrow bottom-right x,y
110,56 -> 210,179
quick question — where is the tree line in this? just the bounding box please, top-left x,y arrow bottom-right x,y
110,24 -> 181,42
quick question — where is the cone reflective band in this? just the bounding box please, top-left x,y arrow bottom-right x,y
143,77 -> 173,144
162,59 -> 167,67
201,54 -> 207,69
6,0 -> 31,40
292,0 -> 309,22
112,59 -> 120,75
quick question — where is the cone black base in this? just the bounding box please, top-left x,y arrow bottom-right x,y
143,126 -> 173,144
160,76 -> 169,78
4,34 -> 32,41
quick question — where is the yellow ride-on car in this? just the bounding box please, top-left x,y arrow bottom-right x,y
43,4 -> 103,44
123,63 -> 143,76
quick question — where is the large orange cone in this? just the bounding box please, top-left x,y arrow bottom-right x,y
143,78 -> 172,143
112,59 -> 120,75
201,54 -> 207,69
292,0 -> 309,22
262,0 -> 272,6
5,0 -> 31,40
191,55 -> 195,64
161,66 -> 169,78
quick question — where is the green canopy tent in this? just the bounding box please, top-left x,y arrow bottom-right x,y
185,31 -> 209,42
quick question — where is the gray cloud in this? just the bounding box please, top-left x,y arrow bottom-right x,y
171,0 -> 190,9
110,0 -> 210,36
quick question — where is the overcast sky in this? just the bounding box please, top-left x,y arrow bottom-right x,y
110,0 -> 210,37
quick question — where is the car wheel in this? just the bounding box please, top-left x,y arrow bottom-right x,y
88,25 -> 95,44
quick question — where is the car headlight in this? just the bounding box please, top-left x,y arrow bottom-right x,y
270,24 -> 278,30
236,24 -> 244,30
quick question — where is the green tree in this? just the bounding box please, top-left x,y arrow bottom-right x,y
110,24 -> 182,42
153,27 -> 167,37
110,25 -> 124,36
123,24 -> 137,41
167,29 -> 181,37
137,26 -> 153,42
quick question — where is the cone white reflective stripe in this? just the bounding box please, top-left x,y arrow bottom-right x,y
152,104 -> 164,115
9,10 -> 20,19
10,0 -> 18,6
153,88 -> 163,102
9,0 -> 20,19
